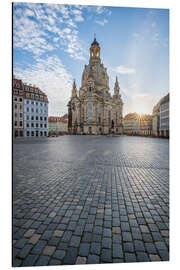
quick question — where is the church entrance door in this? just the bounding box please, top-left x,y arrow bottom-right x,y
73,127 -> 77,134
88,127 -> 92,134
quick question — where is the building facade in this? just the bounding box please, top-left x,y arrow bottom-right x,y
13,76 -> 49,137
13,77 -> 24,137
123,113 -> 139,135
152,101 -> 161,137
139,114 -> 152,136
68,36 -> 123,135
48,116 -> 68,135
23,84 -> 49,137
123,113 -> 152,135
159,93 -> 169,137
152,93 -> 169,138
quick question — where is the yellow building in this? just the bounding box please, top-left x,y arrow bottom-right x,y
139,114 -> 152,136
123,113 -> 152,136
123,113 -> 139,135
48,116 -> 68,135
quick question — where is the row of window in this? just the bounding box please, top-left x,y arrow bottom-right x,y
160,103 -> 169,111
24,87 -> 43,95
25,87 -> 38,92
13,91 -> 48,102
14,121 -> 48,128
26,131 -> 47,137
25,93 -> 46,101
14,97 -> 23,102
25,116 -> 47,121
14,121 -> 23,127
14,130 -> 23,137
26,123 -> 47,128
14,105 -> 48,115
14,115 -> 47,121
25,100 -> 47,106
14,112 -> 23,118
160,111 -> 169,118
13,89 -> 24,95
14,104 -> 23,110
25,108 -> 47,113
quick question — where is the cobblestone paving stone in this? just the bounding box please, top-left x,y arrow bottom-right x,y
12,135 -> 169,266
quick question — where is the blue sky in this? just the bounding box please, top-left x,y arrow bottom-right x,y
13,2 -> 169,116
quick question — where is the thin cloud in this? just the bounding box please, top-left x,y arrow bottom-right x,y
13,3 -> 84,60
95,19 -> 108,26
96,6 -> 105,14
113,65 -> 136,75
74,15 -> 84,22
14,55 -> 73,116
13,3 -> 111,60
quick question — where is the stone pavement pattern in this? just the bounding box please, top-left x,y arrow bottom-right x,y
13,136 -> 169,266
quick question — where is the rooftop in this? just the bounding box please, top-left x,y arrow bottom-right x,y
48,116 -> 68,123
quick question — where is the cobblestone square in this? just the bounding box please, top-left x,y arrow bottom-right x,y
13,135 -> 169,266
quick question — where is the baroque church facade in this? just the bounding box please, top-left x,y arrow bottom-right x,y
68,36 -> 123,135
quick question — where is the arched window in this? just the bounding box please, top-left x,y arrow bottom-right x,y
108,111 -> 111,125
98,106 -> 102,114
95,47 -> 99,57
98,106 -> 102,125
88,104 -> 92,123
91,48 -> 94,57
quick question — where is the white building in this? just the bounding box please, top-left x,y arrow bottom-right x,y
23,84 -> 48,137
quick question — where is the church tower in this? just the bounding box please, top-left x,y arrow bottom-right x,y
114,76 -> 120,96
71,79 -> 77,98
89,34 -> 101,64
81,35 -> 109,92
